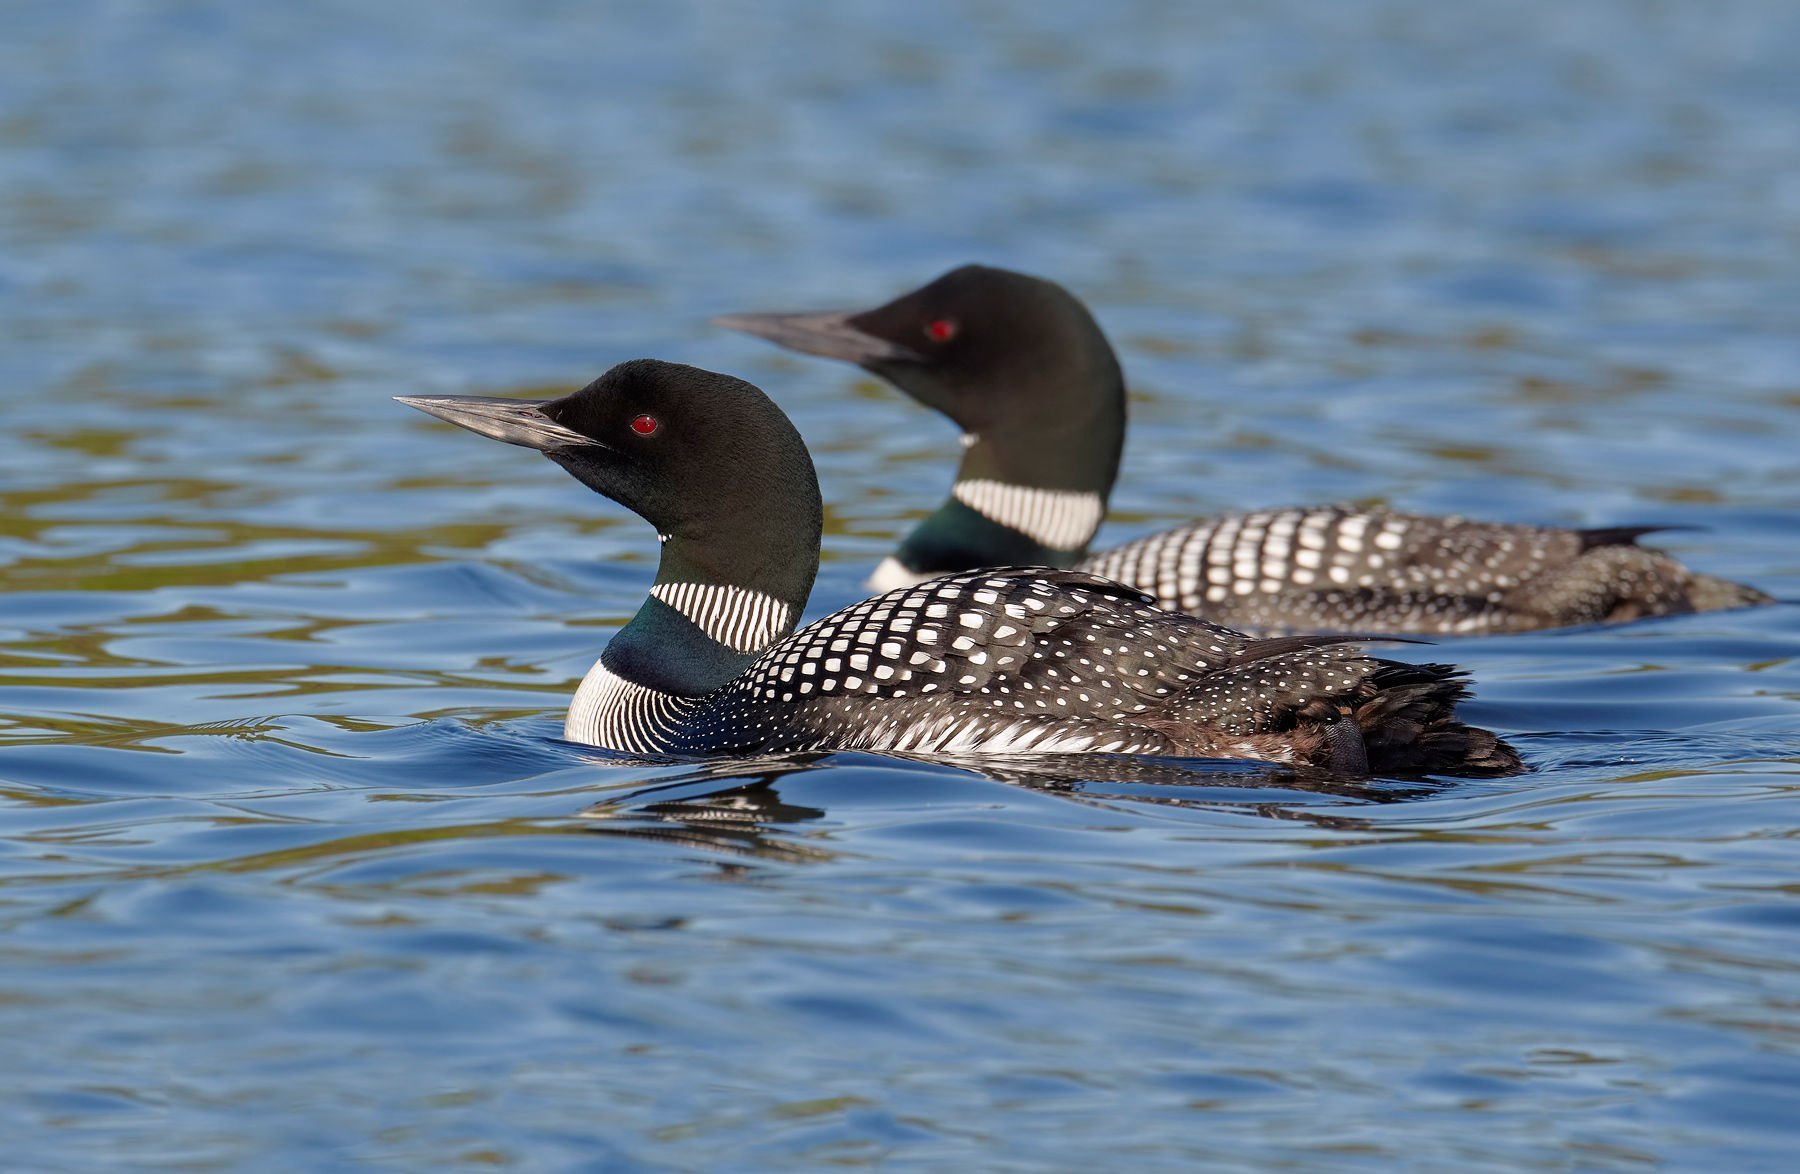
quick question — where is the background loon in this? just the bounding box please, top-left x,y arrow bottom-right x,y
397,359 -> 1521,776
714,265 -> 1771,636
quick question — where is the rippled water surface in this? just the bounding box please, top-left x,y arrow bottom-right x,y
4,1 -> 1800,1167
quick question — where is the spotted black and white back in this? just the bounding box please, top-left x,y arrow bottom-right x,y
1076,506 -> 1725,635
661,568 -> 1382,761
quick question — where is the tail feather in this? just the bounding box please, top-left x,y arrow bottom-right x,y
1576,524 -> 1690,551
1152,646 -> 1524,777
1355,660 -> 1524,778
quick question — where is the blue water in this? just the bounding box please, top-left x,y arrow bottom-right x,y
4,1 -> 1800,1167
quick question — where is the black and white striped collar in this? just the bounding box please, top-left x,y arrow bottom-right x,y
951,478 -> 1105,553
647,581 -> 796,654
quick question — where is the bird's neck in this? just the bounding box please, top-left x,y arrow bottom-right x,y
603,501 -> 818,699
893,385 -> 1124,579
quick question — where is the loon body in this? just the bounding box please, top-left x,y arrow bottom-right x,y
399,360 -> 1521,776
715,265 -> 1769,636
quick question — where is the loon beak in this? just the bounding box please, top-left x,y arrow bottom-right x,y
393,394 -> 602,452
711,310 -> 924,365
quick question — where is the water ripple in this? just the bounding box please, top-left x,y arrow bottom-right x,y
3,0 -> 1800,1167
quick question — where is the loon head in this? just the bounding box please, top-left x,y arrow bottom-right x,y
396,359 -> 822,604
715,265 -> 1121,442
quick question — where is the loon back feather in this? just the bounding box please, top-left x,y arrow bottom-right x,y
716,264 -> 1770,635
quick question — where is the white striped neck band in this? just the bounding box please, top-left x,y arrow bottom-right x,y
647,582 -> 796,654
952,479 -> 1105,553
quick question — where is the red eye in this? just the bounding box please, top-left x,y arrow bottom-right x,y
925,318 -> 957,342
630,414 -> 660,437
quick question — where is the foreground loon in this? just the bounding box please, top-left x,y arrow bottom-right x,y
398,359 -> 1521,776
714,265 -> 1770,635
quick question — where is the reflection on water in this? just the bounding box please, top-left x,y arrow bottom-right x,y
3,0 -> 1800,1168
584,771 -> 838,863
577,751 -> 1444,861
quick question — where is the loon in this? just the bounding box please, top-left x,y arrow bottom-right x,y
714,265 -> 1771,636
397,359 -> 1521,776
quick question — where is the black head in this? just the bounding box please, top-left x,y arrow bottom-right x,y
714,265 -> 1123,438
397,360 -> 822,597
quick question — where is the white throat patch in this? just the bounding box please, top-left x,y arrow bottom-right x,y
952,479 -> 1105,552
648,582 -> 795,653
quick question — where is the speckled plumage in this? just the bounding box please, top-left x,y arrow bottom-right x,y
716,264 -> 1770,635
628,568 -> 1521,776
1078,507 -> 1763,635
401,361 -> 1523,778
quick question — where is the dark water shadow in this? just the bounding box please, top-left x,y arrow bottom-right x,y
568,747 -> 1450,862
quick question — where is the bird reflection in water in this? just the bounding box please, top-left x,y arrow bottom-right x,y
572,750 -> 1448,862
577,758 -> 838,865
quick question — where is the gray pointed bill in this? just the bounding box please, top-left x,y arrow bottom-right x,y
393,394 -> 600,452
710,310 -> 924,365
